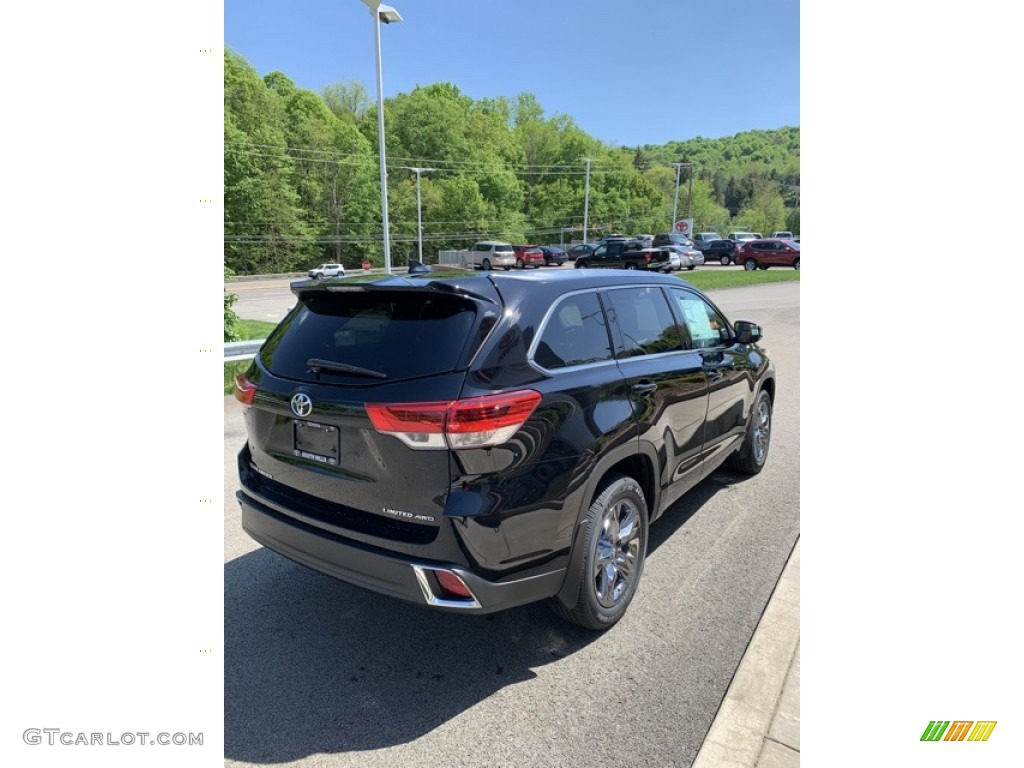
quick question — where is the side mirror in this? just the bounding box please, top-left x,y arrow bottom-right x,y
733,320 -> 763,344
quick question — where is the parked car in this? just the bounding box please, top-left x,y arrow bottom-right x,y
653,232 -> 696,249
539,246 -> 568,266
597,233 -> 630,244
704,239 -> 740,265
633,234 -> 654,249
735,239 -> 801,270
727,232 -> 758,247
234,270 -> 775,629
566,243 -> 596,261
465,241 -> 515,271
574,241 -> 670,271
308,263 -> 346,279
692,233 -> 723,250
771,231 -> 794,240
512,245 -> 545,269
660,244 -> 704,271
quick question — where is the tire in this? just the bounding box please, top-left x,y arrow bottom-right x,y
576,260 -> 588,269
687,265 -> 696,271
550,473 -> 649,630
624,262 -> 637,270
744,259 -> 757,271
516,258 -> 525,269
759,265 -> 769,270
727,389 -> 772,475
793,258 -> 800,270
482,259 -> 492,271
719,255 -> 731,266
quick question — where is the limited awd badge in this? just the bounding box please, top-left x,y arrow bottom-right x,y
290,392 -> 313,418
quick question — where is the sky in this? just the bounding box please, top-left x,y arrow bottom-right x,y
224,0 -> 799,147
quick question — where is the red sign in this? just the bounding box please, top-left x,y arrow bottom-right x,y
675,220 -> 690,233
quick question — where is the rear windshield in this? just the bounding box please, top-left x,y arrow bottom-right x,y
260,290 -> 480,383
493,245 -> 513,253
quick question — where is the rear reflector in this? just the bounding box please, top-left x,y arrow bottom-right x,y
366,390 -> 541,449
434,570 -> 474,600
234,374 -> 257,405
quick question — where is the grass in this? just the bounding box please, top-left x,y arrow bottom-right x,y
676,269 -> 799,291
236,318 -> 278,340
224,319 -> 279,395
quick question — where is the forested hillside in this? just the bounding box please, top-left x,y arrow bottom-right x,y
224,51 -> 799,274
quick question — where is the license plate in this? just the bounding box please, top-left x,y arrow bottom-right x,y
293,420 -> 339,465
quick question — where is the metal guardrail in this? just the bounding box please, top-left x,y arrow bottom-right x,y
225,339 -> 266,363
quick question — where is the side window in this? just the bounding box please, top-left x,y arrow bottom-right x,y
533,292 -> 613,370
668,288 -> 731,349
605,287 -> 682,358
471,243 -> 483,252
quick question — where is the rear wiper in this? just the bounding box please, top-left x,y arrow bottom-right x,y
306,358 -> 387,379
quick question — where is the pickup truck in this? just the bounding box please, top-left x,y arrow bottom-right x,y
573,241 -> 670,271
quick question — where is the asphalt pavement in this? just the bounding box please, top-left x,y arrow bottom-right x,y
223,280 -> 800,768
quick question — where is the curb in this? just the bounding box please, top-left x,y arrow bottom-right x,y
691,538 -> 800,768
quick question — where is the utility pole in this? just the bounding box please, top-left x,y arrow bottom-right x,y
672,162 -> 683,230
672,162 -> 694,230
407,167 -> 436,264
688,165 -> 694,220
583,158 -> 594,244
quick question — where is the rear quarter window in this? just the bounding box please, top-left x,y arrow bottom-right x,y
533,292 -> 613,370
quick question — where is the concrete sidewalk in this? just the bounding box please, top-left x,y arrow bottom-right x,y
692,539 -> 801,768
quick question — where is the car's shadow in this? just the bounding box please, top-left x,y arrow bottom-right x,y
224,472 -> 733,764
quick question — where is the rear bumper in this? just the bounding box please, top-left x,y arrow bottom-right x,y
237,489 -> 566,614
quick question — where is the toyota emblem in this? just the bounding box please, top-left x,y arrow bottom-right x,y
290,392 -> 313,418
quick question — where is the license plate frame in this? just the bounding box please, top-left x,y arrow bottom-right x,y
292,420 -> 339,466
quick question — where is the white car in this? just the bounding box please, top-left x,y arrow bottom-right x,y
308,263 -> 346,278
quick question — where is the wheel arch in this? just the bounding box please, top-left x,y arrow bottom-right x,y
553,442 -> 658,609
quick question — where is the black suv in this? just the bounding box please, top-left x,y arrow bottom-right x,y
704,239 -> 739,265
234,270 -> 775,629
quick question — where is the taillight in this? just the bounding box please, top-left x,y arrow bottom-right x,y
366,390 -> 541,450
643,252 -> 652,261
365,402 -> 448,448
234,374 -> 257,405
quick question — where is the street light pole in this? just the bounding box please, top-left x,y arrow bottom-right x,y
361,1 -> 403,274
408,167 -> 436,264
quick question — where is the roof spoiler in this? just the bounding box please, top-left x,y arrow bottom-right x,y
290,276 -> 501,307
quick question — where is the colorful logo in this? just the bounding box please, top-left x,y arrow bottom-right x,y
921,721 -> 997,742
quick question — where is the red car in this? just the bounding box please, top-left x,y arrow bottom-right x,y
735,239 -> 800,271
512,245 -> 545,269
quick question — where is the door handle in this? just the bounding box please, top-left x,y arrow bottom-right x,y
632,381 -> 658,397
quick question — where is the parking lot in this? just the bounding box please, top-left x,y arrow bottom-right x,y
224,280 -> 799,768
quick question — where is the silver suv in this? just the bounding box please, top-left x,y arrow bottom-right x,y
466,241 -> 515,271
